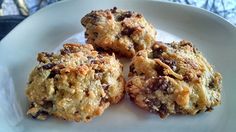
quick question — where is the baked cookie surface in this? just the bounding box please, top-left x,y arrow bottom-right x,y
126,41 -> 222,118
81,7 -> 156,58
26,44 -> 125,122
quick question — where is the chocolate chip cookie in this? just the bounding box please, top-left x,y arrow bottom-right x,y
81,7 -> 156,58
26,44 -> 125,122
126,41 -> 222,118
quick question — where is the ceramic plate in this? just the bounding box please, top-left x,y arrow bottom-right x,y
0,0 -> 236,132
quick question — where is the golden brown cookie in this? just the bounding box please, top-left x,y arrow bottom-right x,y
26,44 -> 125,122
126,41 -> 222,118
81,7 -> 156,58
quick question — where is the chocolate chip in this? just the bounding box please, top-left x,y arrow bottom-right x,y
102,84 -> 109,90
29,103 -> 35,109
159,104 -> 168,118
154,56 -> 177,73
111,7 -> 117,13
89,13 -> 98,20
60,45 -> 80,55
147,76 -> 170,92
60,48 -> 71,55
145,98 -> 160,109
87,56 -> 93,60
133,42 -> 141,51
152,43 -> 168,58
86,116 -> 91,120
121,21 -> 125,26
193,47 -> 198,54
153,47 -> 164,58
81,22 -> 86,27
161,58 -> 177,71
42,63 -> 56,70
116,11 -> 132,21
90,58 -> 102,64
99,97 -> 109,106
101,97 -> 109,103
28,80 -> 33,84
197,73 -> 201,78
129,94 -> 135,102
126,82 -> 133,88
90,59 -> 98,64
183,74 -> 191,82
144,98 -> 170,118
208,78 -> 215,89
85,32 -> 89,37
206,107 -> 213,112
196,110 -> 201,114
129,64 -> 135,73
136,13 -> 142,18
32,112 -> 40,119
93,32 -> 98,38
180,41 -> 193,47
91,38 -> 96,42
155,65 -> 165,76
48,69 -> 60,78
174,103 -> 182,113
41,52 -> 53,58
96,47 -> 105,52
95,69 -> 103,73
184,58 -> 198,69
121,27 -> 135,36
145,98 -> 161,113
115,34 -> 121,39
42,101 -> 53,109
146,98 -> 161,107
84,89 -> 89,97
32,110 -> 49,119
68,82 -> 73,87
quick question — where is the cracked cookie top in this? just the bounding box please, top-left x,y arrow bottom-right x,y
126,41 -> 222,118
26,44 -> 125,122
81,7 -> 157,58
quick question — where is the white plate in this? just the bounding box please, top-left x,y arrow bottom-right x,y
0,0 -> 236,132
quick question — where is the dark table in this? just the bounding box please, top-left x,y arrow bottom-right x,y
0,15 -> 25,40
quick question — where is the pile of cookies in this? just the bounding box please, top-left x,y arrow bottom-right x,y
25,7 -> 222,122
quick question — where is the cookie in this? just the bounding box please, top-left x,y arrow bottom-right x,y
126,41 -> 222,118
26,44 -> 125,122
81,7 -> 156,58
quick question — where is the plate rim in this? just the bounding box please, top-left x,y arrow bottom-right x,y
1,0 -> 236,44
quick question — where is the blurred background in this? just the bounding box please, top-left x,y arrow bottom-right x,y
0,0 -> 236,40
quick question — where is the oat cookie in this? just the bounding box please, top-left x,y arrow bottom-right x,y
126,41 -> 222,118
81,7 -> 156,58
26,44 -> 125,122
